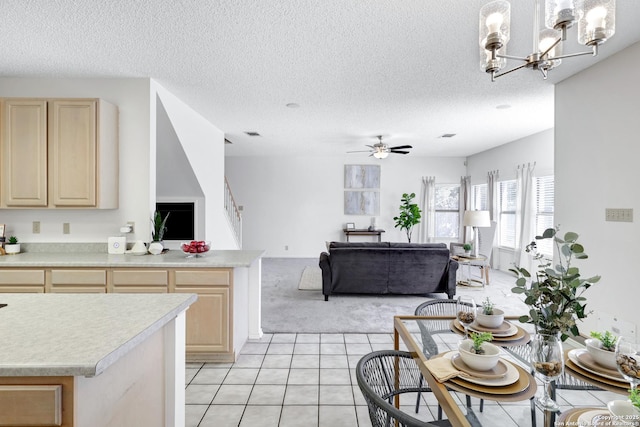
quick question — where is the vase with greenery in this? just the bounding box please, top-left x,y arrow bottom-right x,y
393,192 -> 421,243
510,227 -> 601,341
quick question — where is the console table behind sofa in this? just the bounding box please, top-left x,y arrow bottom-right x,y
319,242 -> 458,301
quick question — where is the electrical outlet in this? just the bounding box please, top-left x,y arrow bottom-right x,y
63,223 -> 70,234
285,245 -> 289,251
32,221 -> 40,234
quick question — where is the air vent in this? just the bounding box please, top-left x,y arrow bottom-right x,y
439,133 -> 456,138
224,138 -> 233,144
244,131 -> 261,137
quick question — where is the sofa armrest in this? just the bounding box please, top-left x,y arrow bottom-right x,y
319,252 -> 332,301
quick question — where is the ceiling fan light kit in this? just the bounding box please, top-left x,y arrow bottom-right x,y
480,0 -> 616,81
348,136 -> 413,159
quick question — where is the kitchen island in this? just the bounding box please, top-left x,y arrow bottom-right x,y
0,249 -> 265,362
0,292 -> 197,427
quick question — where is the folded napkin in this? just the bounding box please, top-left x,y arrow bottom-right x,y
424,356 -> 470,383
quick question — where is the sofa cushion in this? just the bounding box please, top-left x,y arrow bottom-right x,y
328,244 -> 389,294
387,245 -> 450,294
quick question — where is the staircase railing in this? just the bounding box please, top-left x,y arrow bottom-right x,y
224,177 -> 242,248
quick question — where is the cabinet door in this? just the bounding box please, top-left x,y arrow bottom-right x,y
110,270 -> 168,293
0,269 -> 45,293
1,99 -> 48,207
49,269 -> 106,293
176,286 -> 230,354
49,100 -> 97,207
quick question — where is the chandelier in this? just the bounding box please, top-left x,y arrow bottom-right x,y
479,0 -> 616,81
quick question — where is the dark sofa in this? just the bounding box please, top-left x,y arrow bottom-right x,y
318,242 -> 458,301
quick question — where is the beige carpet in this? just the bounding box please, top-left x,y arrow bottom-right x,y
298,266 -> 322,290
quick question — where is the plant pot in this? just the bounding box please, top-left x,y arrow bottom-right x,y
4,243 -> 20,255
476,308 -> 505,328
458,339 -> 500,371
148,241 -> 164,255
585,338 -> 617,369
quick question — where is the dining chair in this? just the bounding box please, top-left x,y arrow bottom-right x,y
413,299 -> 483,417
356,350 -> 452,427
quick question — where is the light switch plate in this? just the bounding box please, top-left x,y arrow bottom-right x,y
605,208 -> 633,222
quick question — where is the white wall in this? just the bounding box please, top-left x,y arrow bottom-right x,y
153,83 -> 238,249
225,155 -> 466,257
0,78 -> 153,243
466,129 -> 555,270
555,41 -> 640,337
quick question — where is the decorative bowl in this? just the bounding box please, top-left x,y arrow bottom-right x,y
181,241 -> 211,257
607,400 -> 640,426
586,338 -> 617,370
476,308 -> 505,329
458,339 -> 501,371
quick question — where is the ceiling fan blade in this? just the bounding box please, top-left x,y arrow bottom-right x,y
391,151 -> 410,154
365,145 -> 376,149
389,145 -> 413,150
347,150 -> 374,153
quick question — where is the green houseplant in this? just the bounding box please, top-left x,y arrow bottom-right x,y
151,211 -> 170,242
5,236 -> 20,255
510,227 -> 601,341
393,192 -> 421,243
462,243 -> 472,255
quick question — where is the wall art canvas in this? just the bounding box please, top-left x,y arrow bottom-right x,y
344,165 -> 380,189
344,191 -> 379,215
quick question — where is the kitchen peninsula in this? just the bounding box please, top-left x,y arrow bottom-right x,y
0,248 -> 265,363
0,293 -> 196,427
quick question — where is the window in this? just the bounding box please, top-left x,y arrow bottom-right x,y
435,184 -> 460,238
498,180 -> 517,247
534,175 -> 555,255
471,184 -> 487,211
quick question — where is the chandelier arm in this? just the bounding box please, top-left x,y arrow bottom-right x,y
540,36 -> 562,58
496,54 -> 529,61
550,46 -> 598,61
492,63 -> 530,80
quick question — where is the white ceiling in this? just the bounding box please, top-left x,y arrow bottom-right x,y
2,1 -> 639,157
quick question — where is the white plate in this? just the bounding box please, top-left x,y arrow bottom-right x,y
468,322 -> 517,337
442,352 -> 519,387
577,409 -> 611,426
568,349 -> 627,383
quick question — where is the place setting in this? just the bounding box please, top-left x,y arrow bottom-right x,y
450,296 -> 530,346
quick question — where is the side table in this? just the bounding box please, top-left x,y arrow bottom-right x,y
453,254 -> 488,288
342,229 -> 385,242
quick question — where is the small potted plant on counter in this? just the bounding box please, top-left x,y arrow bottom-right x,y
149,211 -> 170,255
5,236 -> 20,255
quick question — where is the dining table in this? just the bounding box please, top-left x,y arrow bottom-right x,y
393,314 -> 631,427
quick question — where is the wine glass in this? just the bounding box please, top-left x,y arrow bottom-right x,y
530,334 -> 564,412
615,336 -> 640,392
456,296 -> 476,339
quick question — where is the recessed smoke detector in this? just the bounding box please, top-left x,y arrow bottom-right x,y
244,131 -> 261,137
496,104 -> 512,110
286,103 -> 300,108
439,133 -> 456,139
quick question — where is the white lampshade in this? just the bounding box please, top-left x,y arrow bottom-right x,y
463,210 -> 491,227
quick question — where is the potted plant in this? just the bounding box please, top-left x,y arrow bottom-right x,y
462,243 -> 472,255
476,297 -> 505,328
586,330 -> 618,369
458,331 -> 500,370
5,236 -> 20,255
149,211 -> 170,254
510,226 -> 601,341
393,192 -> 421,243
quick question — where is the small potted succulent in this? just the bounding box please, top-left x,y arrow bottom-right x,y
462,243 -> 472,255
5,236 -> 20,255
458,331 -> 500,370
476,297 -> 505,328
586,330 -> 618,369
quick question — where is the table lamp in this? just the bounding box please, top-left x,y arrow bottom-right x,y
463,210 -> 491,257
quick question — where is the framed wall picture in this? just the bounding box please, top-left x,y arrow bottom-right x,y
346,222 -> 355,230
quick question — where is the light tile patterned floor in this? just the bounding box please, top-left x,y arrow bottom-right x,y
185,333 -> 622,427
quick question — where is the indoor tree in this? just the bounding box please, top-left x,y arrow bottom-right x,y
393,192 -> 421,243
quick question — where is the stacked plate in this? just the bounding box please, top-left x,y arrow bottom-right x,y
452,318 -> 527,343
566,348 -> 627,385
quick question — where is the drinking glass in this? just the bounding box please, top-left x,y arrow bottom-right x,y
456,296 -> 476,339
531,333 -> 564,412
615,337 -> 640,391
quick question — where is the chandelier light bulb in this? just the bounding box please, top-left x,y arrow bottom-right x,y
486,12 -> 504,34
586,6 -> 607,30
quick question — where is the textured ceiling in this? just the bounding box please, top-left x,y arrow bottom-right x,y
2,1 -> 639,157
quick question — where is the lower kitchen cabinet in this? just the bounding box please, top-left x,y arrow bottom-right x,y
0,270 -> 45,293
109,269 -> 168,293
48,269 -> 106,293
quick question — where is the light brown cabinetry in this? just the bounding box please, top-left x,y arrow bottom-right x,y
110,269 -> 168,293
48,269 -> 106,293
0,98 -> 118,209
0,269 -> 45,293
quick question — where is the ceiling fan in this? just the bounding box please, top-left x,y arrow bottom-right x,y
347,136 -> 412,159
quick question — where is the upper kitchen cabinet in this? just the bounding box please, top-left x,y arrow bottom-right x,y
1,98 -> 119,209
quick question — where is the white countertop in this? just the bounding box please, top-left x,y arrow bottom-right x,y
0,249 -> 265,268
0,293 -> 197,377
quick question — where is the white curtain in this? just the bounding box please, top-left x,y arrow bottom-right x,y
460,176 -> 471,242
417,176 -> 436,243
513,163 -> 536,270
487,170 -> 499,222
